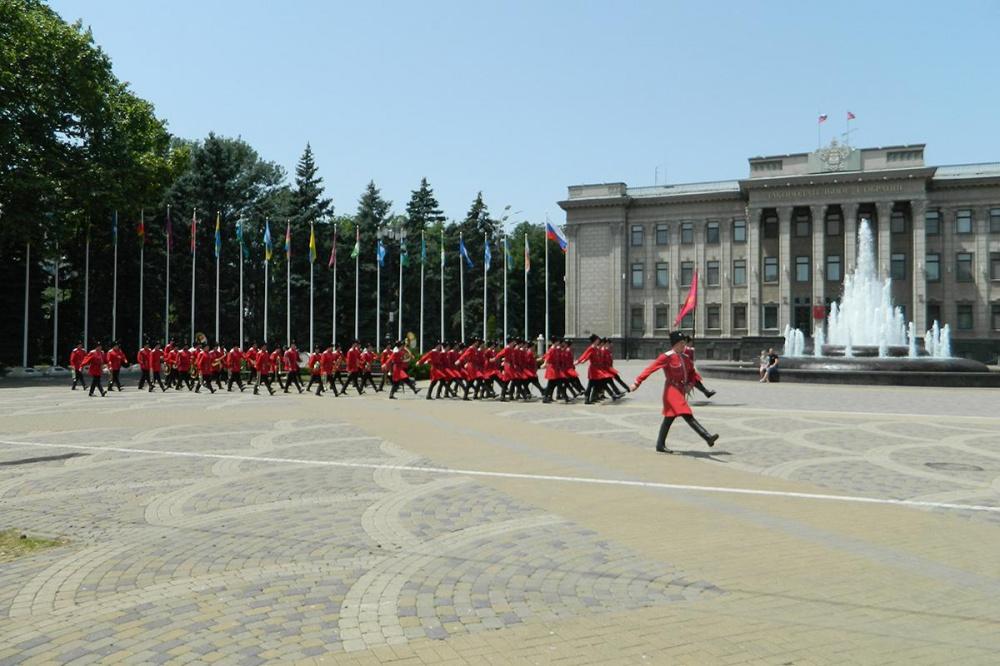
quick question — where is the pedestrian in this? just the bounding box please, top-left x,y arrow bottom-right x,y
80,341 -> 107,397
69,341 -> 86,390
761,347 -> 779,383
630,330 -> 719,453
106,341 -> 128,391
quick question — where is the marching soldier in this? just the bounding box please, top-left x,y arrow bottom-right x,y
253,343 -> 276,395
136,341 -> 152,390
80,341 -> 108,397
106,342 -> 128,391
69,341 -> 86,390
283,342 -> 304,393
226,343 -> 246,392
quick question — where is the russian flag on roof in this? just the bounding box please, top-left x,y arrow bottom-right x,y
545,221 -> 568,253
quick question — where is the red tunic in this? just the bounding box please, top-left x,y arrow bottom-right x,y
106,348 -> 127,371
255,352 -> 273,374
320,349 -> 335,374
633,351 -> 699,417
69,347 -> 86,370
136,347 -> 151,371
283,349 -> 300,372
81,350 -> 106,376
149,349 -> 164,373
346,347 -> 362,372
308,352 -> 322,375
176,349 -> 192,373
390,348 -> 410,382
227,348 -> 244,373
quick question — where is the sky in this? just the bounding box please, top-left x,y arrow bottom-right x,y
49,0 -> 1000,229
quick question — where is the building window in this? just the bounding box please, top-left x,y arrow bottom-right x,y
890,253 -> 906,280
956,209 -> 973,234
655,223 -> 669,245
733,259 -> 746,285
680,312 -> 694,329
630,262 -> 644,288
762,304 -> 778,330
732,218 -> 746,243
680,261 -> 693,286
992,303 -> 1000,331
926,253 -> 940,282
763,256 -> 778,283
927,303 -> 941,325
794,214 -> 810,237
763,216 -> 778,239
630,306 -> 644,334
957,304 -> 973,330
733,304 -> 747,329
890,210 -> 906,234
706,260 -> 720,286
795,255 -> 810,282
630,224 -> 644,246
956,252 -> 974,282
655,305 -> 669,330
826,212 -> 842,236
681,222 -> 694,244
991,208 -> 1000,234
990,253 -> 1000,281
706,221 -> 720,244
826,254 -> 841,282
655,262 -> 669,288
706,305 -> 721,329
925,209 -> 940,235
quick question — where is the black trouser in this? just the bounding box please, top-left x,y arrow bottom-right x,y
138,369 -> 150,390
248,368 -> 257,383
254,374 -> 275,395
227,372 -> 245,392
195,374 -> 215,393
285,371 -> 303,393
343,371 -> 365,394
655,414 -> 717,450
694,380 -> 713,397
88,375 -> 106,396
388,378 -> 419,399
306,374 -> 323,394
323,373 -> 340,396
149,371 -> 166,392
362,372 -> 378,391
611,373 -> 630,393
177,372 -> 194,390
377,370 -> 388,392
108,369 -> 123,391
72,369 -> 85,390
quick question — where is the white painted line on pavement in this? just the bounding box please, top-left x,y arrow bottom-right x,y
1,438 -> 998,515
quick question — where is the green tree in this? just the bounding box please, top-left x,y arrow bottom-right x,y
353,182 -> 392,343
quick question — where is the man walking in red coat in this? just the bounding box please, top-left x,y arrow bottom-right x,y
81,342 -> 107,397
69,342 -> 86,390
253,343 -> 276,395
283,342 -> 304,394
106,342 -> 128,392
630,331 -> 719,452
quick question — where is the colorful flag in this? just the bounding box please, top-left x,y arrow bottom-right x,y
673,269 -> 698,328
137,212 -> 145,242
165,208 -> 173,251
504,235 -> 513,266
524,235 -> 531,272
459,236 -> 474,269
545,221 -> 568,253
440,230 -> 445,267
350,225 -> 360,259
847,110 -> 856,120
400,240 -> 409,267
484,235 -> 492,271
214,212 -> 221,258
264,219 -> 273,261
284,222 -> 291,258
236,218 -> 248,258
309,223 -> 317,264
818,113 -> 828,124
328,229 -> 337,268
190,211 -> 197,254
376,239 -> 386,267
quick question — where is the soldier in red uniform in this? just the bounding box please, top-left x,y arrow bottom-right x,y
305,346 -> 323,395
106,342 -> 128,391
226,344 -> 246,392
136,342 -> 152,390
193,344 -> 215,393
253,343 -> 276,395
630,331 -> 719,452
163,339 -> 178,388
269,345 -> 283,389
283,342 -> 304,393
330,344 -> 348,393
244,343 -> 259,384
80,342 -> 107,397
319,345 -> 339,396
69,342 -> 86,390
343,341 -> 365,395
148,342 -> 167,392
174,345 -> 193,390
360,344 -> 379,392
387,341 -> 420,399
417,342 -> 445,400
456,339 -> 485,400
376,343 -> 394,393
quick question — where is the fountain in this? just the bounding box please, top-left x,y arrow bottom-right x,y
753,219 -> 994,385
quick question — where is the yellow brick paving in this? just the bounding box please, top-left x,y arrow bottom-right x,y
0,378 -> 997,664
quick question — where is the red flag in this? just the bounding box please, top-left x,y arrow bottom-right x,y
137,218 -> 145,242
847,111 -> 856,120
817,114 -> 828,124
673,269 -> 698,328
328,229 -> 337,268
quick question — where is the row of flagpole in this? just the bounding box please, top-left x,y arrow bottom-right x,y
18,212 -> 570,368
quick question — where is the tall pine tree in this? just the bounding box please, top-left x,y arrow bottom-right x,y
287,143 -> 333,343
354,181 -> 392,343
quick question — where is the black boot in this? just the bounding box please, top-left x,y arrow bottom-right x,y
684,415 -> 719,447
655,417 -> 674,452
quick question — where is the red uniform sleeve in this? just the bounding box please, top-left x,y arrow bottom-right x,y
633,354 -> 670,388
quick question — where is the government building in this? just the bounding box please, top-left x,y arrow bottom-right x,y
558,142 -> 1000,362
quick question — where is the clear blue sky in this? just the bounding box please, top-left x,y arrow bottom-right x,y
50,0 -> 1000,228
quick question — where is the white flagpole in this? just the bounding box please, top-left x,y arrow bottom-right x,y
83,225 -> 90,347
23,242 -> 30,368
214,212 -> 220,344
112,210 -> 118,341
524,232 -> 528,339
286,228 -> 290,345
439,231 -> 444,341
483,232 -> 488,340
354,230 -> 359,340
419,230 -> 425,351
332,247 -> 338,346
190,208 -> 197,345
545,224 -> 550,346
264,243 -> 269,344
459,232 -> 465,341
376,245 -> 381,346
397,240 -> 403,340
503,234 -> 508,342
52,246 -> 59,366
309,224 -> 314,352
165,205 -> 171,343
238,219 -> 243,349
139,208 -> 145,348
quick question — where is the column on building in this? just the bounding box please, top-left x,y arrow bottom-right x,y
564,224 -> 577,337
612,221 -> 625,338
810,204 -> 827,331
910,199 -> 927,333
669,222 -> 681,333
721,217 -> 733,338
843,202 -> 859,273
747,206 -> 762,335
694,221 -> 705,339
876,201 -> 893,279
777,205 -> 793,331
975,205 -> 991,337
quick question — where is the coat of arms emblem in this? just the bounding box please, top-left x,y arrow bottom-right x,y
816,139 -> 852,171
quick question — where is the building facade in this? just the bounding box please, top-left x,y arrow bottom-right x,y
558,143 -> 1000,362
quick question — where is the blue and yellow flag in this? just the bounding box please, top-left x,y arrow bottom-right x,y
264,219 -> 273,261
214,212 -> 221,258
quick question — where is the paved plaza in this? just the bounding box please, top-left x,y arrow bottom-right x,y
1,367 -> 999,664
